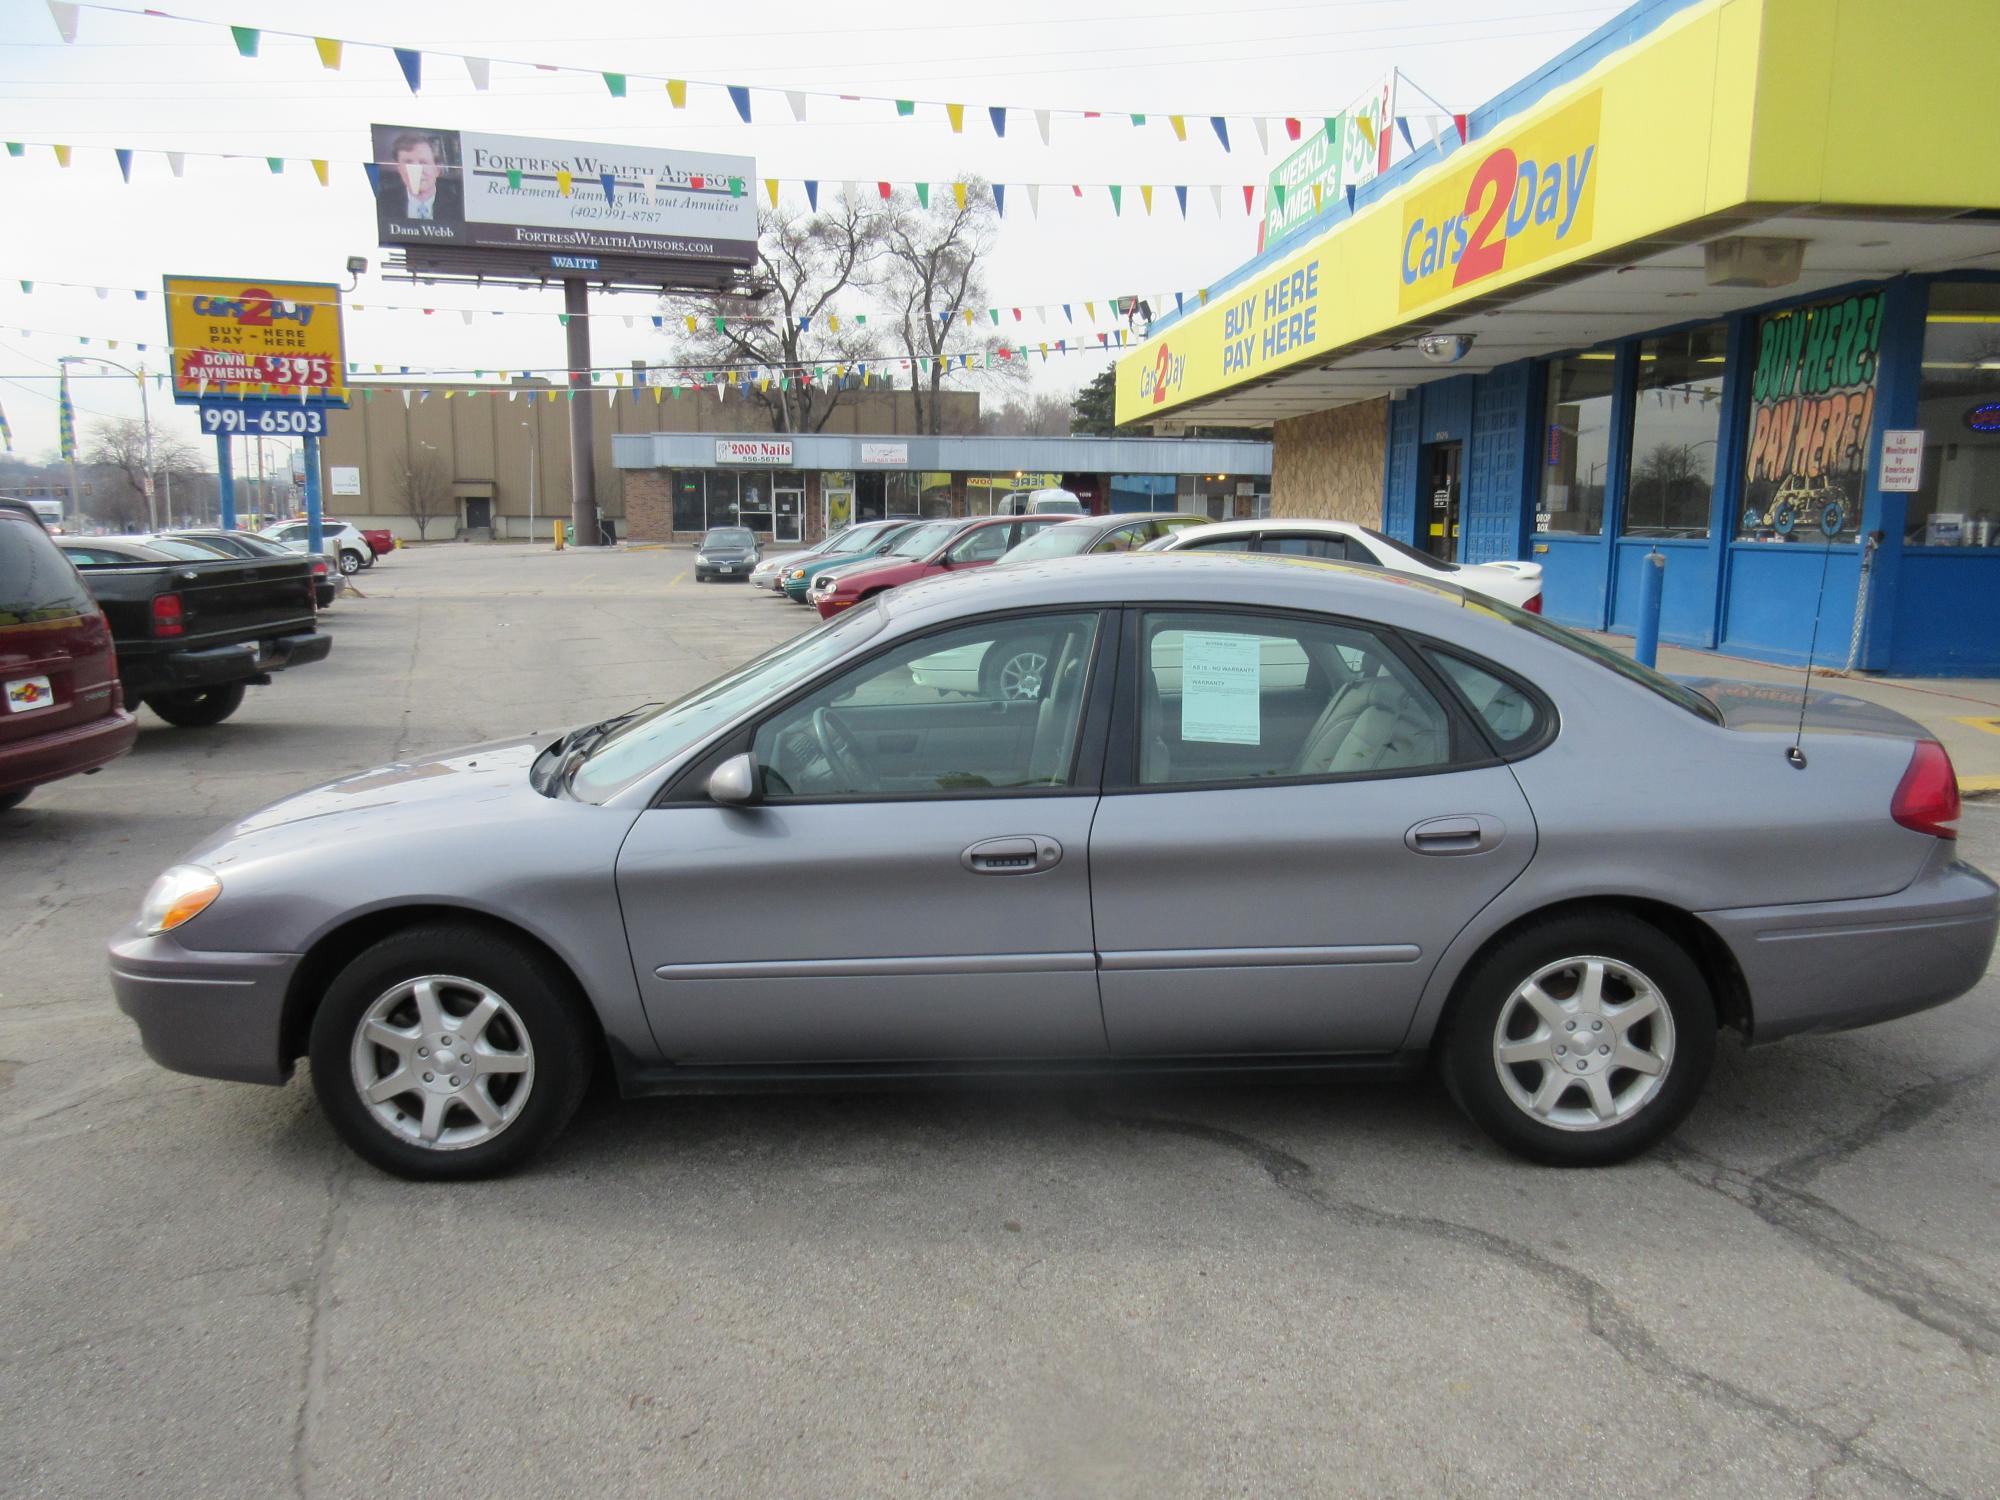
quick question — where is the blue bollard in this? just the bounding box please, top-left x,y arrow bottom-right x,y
1634,548 -> 1666,668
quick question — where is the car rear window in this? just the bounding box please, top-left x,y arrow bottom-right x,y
0,511 -> 96,626
1471,594 -> 1723,723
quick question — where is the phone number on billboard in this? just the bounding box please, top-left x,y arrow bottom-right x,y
198,405 -> 328,436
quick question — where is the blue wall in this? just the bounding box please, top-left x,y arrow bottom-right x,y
1383,395 -> 1420,547
1466,363 -> 1538,564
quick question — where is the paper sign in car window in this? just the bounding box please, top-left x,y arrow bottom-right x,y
1181,631 -> 1262,745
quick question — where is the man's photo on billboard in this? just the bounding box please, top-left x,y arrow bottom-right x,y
373,126 -> 464,241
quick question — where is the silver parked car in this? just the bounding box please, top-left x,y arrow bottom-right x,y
109,554 -> 1996,1179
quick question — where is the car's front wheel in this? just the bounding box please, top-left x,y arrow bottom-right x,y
147,681 -> 246,727
1441,911 -> 1715,1166
308,922 -> 592,1180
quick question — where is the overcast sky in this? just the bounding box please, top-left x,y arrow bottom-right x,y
0,0 -> 1625,463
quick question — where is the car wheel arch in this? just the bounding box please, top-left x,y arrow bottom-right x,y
1410,894 -> 1752,1054
279,903 -> 611,1081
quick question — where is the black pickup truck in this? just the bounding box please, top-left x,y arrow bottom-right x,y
54,536 -> 330,727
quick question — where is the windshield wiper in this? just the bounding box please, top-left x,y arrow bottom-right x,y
550,702 -> 662,794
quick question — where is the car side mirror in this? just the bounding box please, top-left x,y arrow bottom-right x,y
706,752 -> 761,807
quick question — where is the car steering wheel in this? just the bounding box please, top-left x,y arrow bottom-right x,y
812,707 -> 870,788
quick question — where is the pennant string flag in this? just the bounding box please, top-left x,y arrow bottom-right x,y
314,36 -> 342,70
393,47 -> 421,93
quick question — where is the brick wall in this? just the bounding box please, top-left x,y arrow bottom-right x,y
624,469 -> 672,542
1270,399 -> 1388,524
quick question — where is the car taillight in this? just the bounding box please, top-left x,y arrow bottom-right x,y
1891,740 -> 1960,840
1522,592 -> 1543,614
151,592 -> 184,637
312,559 -> 328,575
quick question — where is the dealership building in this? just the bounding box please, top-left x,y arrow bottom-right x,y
614,433 -> 1274,544
1114,0 -> 2000,676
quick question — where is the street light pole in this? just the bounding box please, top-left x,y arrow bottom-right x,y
61,354 -> 157,531
521,418 -> 538,542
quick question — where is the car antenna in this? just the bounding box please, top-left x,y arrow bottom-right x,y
1787,504 -> 1845,770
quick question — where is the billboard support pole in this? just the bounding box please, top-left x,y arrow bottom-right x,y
217,434 -> 236,531
304,433 -> 324,561
564,278 -> 602,547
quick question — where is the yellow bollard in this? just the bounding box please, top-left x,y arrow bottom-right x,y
553,519 -> 564,551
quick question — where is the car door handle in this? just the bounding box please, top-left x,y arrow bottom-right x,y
1404,815 -> 1504,856
961,836 -> 1063,875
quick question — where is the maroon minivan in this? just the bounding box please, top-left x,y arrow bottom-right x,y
0,500 -> 137,811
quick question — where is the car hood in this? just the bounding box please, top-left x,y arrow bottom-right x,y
1675,677 -> 1930,739
192,735 -> 552,859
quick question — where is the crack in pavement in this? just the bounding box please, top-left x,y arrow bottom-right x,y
291,1154 -> 355,1500
1662,1055 -> 2000,1363
1089,1106 -> 1965,1500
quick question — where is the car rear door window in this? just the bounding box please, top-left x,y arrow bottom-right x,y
1135,610 -> 1454,786
0,512 -> 96,625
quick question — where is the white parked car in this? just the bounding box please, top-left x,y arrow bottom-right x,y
261,519 -> 372,575
1148,518 -> 1544,611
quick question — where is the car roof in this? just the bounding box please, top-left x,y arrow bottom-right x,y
1039,511 -> 1210,536
1174,517 -> 1366,539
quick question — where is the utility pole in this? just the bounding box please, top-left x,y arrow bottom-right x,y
564,278 -> 602,546
522,416 -> 539,542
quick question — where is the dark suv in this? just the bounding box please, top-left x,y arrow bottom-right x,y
0,500 -> 137,810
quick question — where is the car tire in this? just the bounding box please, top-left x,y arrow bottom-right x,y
979,638 -> 1053,702
308,922 -> 593,1181
1440,910 -> 1715,1167
146,681 -> 247,728
0,788 -> 29,813
339,550 -> 361,575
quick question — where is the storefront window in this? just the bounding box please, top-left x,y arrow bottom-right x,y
737,470 -> 774,532
1736,289 -> 1880,544
1909,282 -> 2000,547
706,471 -> 740,527
919,471 -> 955,518
1537,355 -> 1616,535
671,473 -> 703,532
1622,324 -> 1726,539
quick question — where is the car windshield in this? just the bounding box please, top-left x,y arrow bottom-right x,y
702,529 -> 755,549
996,521 -> 1098,564
1362,527 -> 1460,574
887,522 -> 959,559
225,532 -> 291,557
1471,594 -> 1723,723
569,603 -> 889,800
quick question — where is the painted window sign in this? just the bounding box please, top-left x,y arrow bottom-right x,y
1399,92 -> 1600,314
1738,291 -> 1883,542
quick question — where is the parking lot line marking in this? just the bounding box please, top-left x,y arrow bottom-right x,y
1953,715 -> 2000,737
667,572 -> 684,587
1960,773 -> 2000,795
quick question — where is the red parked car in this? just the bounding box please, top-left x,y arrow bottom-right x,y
0,500 -> 137,811
354,526 -> 395,559
811,515 -> 1064,618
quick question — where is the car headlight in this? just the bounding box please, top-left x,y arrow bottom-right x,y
139,864 -> 222,936
787,568 -> 806,580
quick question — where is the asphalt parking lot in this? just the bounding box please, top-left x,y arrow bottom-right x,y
3,542 -> 1996,1499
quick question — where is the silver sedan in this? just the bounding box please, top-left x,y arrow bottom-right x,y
109,554 -> 1997,1179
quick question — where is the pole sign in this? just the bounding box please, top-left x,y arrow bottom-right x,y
371,126 -> 759,267
197,400 -> 327,436
163,276 -> 349,408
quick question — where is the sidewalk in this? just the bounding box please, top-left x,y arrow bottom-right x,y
1588,635 -> 2000,797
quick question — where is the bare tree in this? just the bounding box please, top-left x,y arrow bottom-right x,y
84,418 -> 200,528
873,178 -> 1027,435
661,197 -> 882,432
980,391 -> 1074,437
397,450 -> 452,539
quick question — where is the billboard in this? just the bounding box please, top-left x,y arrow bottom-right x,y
162,275 -> 348,407
371,126 -> 759,267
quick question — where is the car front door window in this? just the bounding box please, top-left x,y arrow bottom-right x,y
752,612 -> 1102,798
945,526 -> 1011,565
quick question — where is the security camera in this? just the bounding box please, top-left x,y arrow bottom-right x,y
346,255 -> 369,276
1417,333 -> 1475,364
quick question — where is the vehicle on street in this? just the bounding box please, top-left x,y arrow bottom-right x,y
750,526 -> 861,591
693,527 -> 760,582
165,527 -> 345,609
0,500 -> 136,811
108,552 -> 1996,1180
260,518 -> 372,575
994,511 -> 1213,567
780,519 -> 924,602
21,496 -> 68,533
811,515 -> 1064,618
1148,518 -> 1545,611
998,487 -> 1087,516
57,535 -> 330,727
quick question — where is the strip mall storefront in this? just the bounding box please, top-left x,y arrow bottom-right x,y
1115,0 -> 2000,676
612,433 -> 1274,545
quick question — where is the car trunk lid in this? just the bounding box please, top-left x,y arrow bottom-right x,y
1676,676 -> 1930,740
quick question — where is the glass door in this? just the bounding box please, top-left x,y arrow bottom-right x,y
822,470 -> 854,533
774,486 -> 803,543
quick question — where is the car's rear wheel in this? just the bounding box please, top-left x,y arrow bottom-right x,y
0,789 -> 29,813
980,639 -> 1052,702
339,551 -> 361,575
308,923 -> 591,1180
1441,911 -> 1715,1166
147,681 -> 246,728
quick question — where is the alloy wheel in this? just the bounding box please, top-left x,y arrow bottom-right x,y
349,974 -> 536,1150
997,650 -> 1050,701
1490,955 -> 1674,1132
